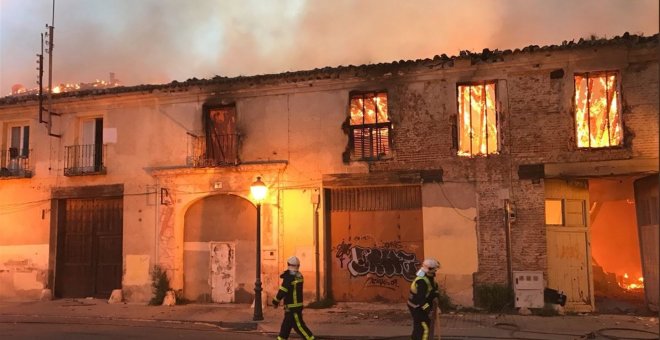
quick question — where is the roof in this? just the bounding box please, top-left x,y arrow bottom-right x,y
1,32 -> 657,106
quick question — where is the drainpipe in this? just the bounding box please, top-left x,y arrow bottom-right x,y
312,189 -> 321,302
504,199 -> 514,288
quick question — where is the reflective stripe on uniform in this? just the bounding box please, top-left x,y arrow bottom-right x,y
292,278 -> 303,305
422,303 -> 430,310
286,302 -> 303,308
279,286 -> 289,292
294,312 -> 314,340
421,321 -> 429,340
410,276 -> 432,298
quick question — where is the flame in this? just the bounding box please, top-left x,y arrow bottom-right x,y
457,83 -> 498,156
617,272 -> 645,291
350,92 -> 389,125
575,73 -> 621,148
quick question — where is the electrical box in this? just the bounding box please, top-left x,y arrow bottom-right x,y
513,271 -> 544,308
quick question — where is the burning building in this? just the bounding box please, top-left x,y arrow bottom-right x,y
0,34 -> 657,313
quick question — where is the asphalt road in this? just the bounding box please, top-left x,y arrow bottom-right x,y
0,316 -> 273,339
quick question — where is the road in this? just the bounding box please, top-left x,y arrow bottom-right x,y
0,315 -> 273,339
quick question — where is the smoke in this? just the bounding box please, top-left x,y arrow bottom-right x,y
0,0 -> 658,94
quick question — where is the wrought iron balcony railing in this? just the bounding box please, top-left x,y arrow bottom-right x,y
187,133 -> 240,167
64,144 -> 106,176
0,148 -> 32,178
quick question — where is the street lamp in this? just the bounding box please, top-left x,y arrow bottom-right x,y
250,176 -> 267,321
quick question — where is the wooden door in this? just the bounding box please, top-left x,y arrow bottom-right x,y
545,179 -> 594,312
634,175 -> 659,311
56,197 -> 123,298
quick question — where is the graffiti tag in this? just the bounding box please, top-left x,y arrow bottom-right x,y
365,277 -> 400,290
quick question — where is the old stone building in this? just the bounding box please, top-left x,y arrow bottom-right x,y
0,34 -> 657,313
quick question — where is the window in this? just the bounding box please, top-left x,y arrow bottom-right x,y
348,92 -> 391,160
7,123 -> 30,158
544,198 -> 586,227
1,122 -> 31,177
202,105 -> 238,165
64,117 -> 104,175
574,72 -> 622,148
457,82 -> 498,157
545,199 -> 564,225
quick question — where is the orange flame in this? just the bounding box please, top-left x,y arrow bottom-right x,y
575,73 -> 621,148
457,83 -> 498,156
618,272 -> 645,291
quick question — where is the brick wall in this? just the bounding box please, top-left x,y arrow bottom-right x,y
365,43 -> 658,285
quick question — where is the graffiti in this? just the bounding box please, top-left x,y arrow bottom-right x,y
335,241 -> 420,281
353,235 -> 373,241
364,276 -> 399,290
335,240 -> 353,268
380,240 -> 403,249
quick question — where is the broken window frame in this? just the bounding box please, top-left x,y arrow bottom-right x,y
348,91 -> 392,161
573,71 -> 623,149
199,104 -> 240,166
455,81 -> 499,157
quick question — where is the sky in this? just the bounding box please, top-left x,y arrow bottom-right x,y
0,0 -> 658,95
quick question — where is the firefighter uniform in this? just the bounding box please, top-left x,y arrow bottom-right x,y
407,262 -> 440,340
272,269 -> 314,340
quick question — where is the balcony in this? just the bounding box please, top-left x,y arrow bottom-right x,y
187,133 -> 240,167
64,144 -> 107,176
0,148 -> 32,179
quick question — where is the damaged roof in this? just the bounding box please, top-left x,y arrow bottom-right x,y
1,32 -> 657,106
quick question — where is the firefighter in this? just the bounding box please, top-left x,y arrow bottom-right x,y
272,256 -> 315,340
407,258 -> 440,340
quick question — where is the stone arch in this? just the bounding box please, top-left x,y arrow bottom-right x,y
183,193 -> 256,303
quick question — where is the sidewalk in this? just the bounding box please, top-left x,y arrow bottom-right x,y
0,299 -> 658,339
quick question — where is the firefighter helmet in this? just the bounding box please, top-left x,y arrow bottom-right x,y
287,256 -> 300,267
422,258 -> 440,273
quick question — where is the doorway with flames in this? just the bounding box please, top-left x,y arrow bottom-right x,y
545,175 -> 658,313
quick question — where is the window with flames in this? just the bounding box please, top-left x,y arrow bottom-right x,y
349,92 -> 392,160
457,82 -> 499,157
574,72 -> 622,148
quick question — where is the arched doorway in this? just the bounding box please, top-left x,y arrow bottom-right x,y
183,194 -> 256,303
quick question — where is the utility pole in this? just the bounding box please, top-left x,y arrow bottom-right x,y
37,33 -> 44,123
44,0 -> 60,137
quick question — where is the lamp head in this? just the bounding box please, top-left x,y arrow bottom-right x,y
250,176 -> 267,202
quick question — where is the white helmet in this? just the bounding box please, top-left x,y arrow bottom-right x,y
287,256 -> 300,273
287,256 -> 300,266
422,258 -> 440,275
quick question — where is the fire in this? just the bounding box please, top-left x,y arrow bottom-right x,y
457,83 -> 498,156
574,72 -> 621,148
618,272 -> 645,291
350,92 -> 388,124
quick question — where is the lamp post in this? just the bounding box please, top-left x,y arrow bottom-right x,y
250,176 -> 267,321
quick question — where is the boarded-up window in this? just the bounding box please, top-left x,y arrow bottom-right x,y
349,92 -> 392,160
457,82 -> 498,157
574,72 -> 622,148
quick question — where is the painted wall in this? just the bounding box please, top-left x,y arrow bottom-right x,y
422,183 -> 478,307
